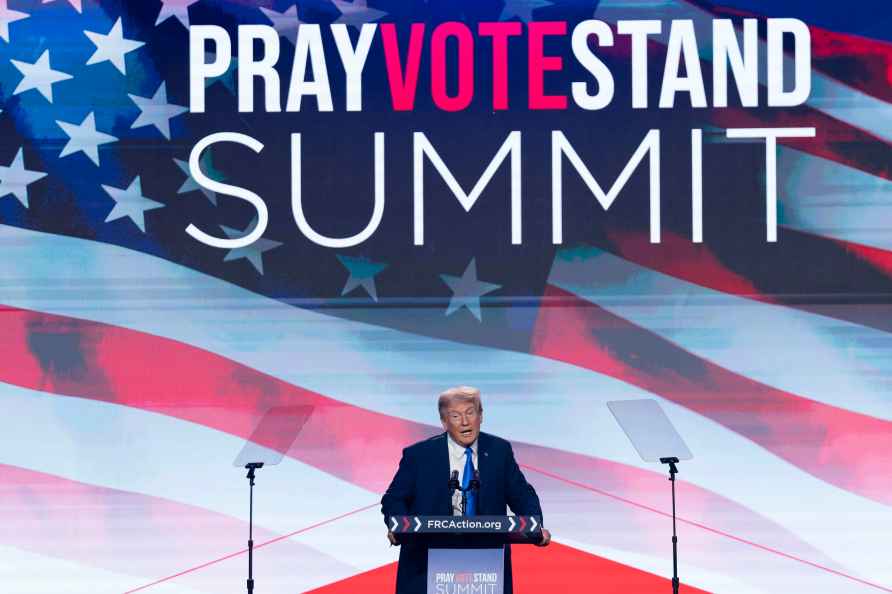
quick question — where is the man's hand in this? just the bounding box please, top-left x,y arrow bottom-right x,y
387,531 -> 399,546
535,528 -> 551,547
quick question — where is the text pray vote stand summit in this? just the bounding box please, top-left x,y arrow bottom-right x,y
608,399 -> 693,594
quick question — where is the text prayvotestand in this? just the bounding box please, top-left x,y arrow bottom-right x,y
429,548 -> 504,594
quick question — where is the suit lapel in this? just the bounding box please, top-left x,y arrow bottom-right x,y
476,432 -> 488,514
437,433 -> 452,514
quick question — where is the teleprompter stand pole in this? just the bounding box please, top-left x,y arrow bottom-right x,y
245,462 -> 264,594
660,457 -> 680,594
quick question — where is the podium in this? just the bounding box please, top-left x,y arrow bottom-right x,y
388,515 -> 543,594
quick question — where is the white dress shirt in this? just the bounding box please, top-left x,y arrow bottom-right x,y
447,435 -> 478,516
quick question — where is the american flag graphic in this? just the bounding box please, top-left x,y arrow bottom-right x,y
0,0 -> 891,592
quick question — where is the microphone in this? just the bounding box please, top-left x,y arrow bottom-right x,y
448,470 -> 460,494
469,470 -> 480,492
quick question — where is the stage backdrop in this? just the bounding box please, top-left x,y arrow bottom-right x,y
1,0 -> 890,592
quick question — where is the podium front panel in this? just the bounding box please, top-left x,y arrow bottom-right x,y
428,547 -> 504,594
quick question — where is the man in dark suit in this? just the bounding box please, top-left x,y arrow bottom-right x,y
381,386 -> 551,594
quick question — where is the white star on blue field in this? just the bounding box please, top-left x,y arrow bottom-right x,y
221,221 -> 283,275
102,176 -> 164,233
259,5 -> 305,42
56,112 -> 118,166
174,155 -> 222,205
441,258 -> 502,322
128,82 -> 188,140
331,0 -> 387,28
336,255 -> 388,301
0,148 -> 47,208
155,0 -> 199,28
0,0 -> 29,42
11,49 -> 72,102
84,17 -> 144,75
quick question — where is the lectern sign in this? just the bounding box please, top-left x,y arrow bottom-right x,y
428,548 -> 504,594
388,515 -> 541,534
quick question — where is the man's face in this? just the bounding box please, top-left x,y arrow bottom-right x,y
441,401 -> 482,447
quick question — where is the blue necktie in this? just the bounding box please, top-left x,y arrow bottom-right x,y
462,447 -> 476,516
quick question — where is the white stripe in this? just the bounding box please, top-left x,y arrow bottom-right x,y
0,545 -> 207,594
778,145 -> 892,251
0,383 -> 393,589
564,540 -> 762,594
549,245 -> 892,423
809,71 -> 892,145
0,225 -> 889,586
0,384 -> 376,529
555,537 -> 881,594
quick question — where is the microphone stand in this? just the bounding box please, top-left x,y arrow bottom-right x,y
449,470 -> 481,517
660,457 -> 680,594
459,471 -> 480,516
468,470 -> 480,515
245,462 -> 264,594
448,470 -> 463,513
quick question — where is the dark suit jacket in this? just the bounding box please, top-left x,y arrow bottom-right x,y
381,432 -> 543,594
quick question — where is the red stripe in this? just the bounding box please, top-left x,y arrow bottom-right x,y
0,304 -> 433,494
531,285 -> 892,506
607,229 -> 764,298
811,28 -> 892,105
511,542 -> 712,594
838,235 -> 892,278
304,542 -> 715,594
604,228 -> 892,335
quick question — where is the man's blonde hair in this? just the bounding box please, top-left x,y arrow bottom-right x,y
438,386 -> 483,419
